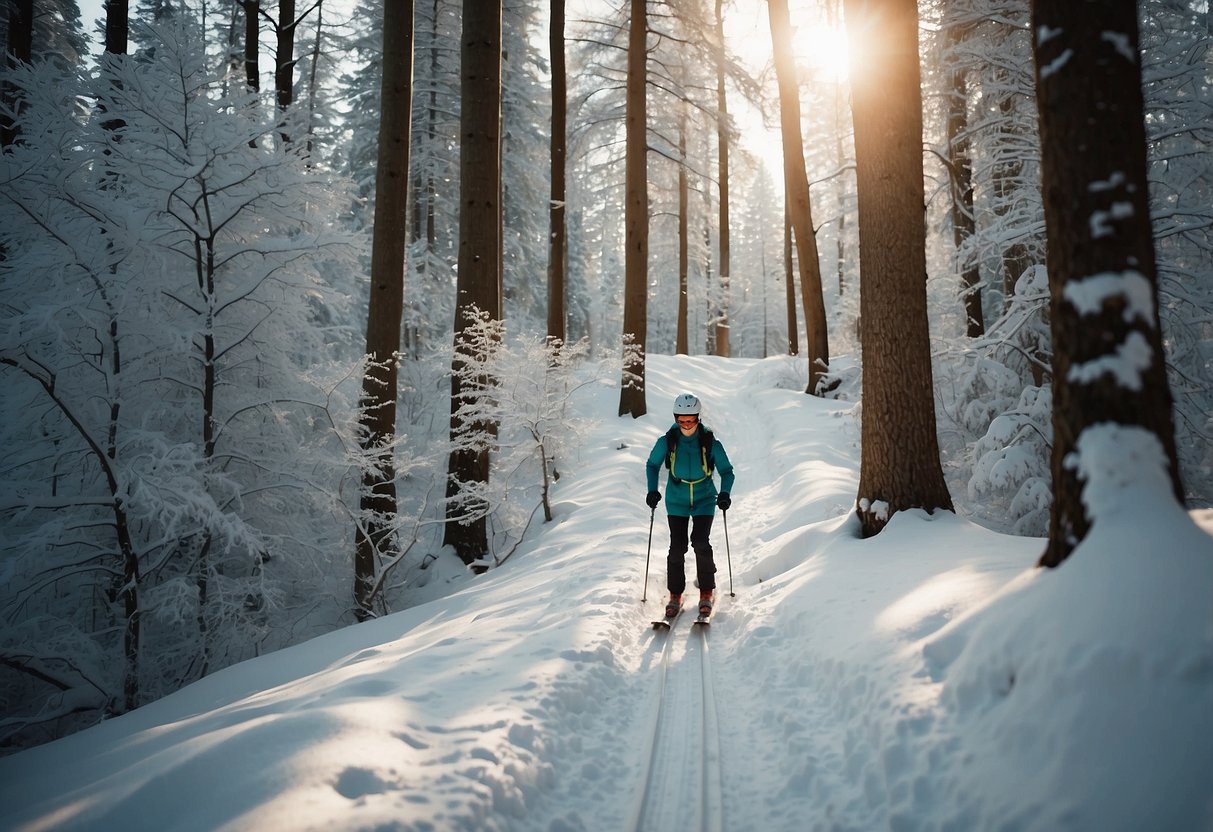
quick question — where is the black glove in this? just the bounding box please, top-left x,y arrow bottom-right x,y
716,492 -> 731,510
646,490 -> 661,509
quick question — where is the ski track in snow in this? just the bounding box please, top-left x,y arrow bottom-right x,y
3,354 -> 1097,832
614,356 -> 850,832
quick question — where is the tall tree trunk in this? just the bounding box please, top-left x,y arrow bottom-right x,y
444,0 -> 503,564
1,0 -> 32,147
945,22 -> 983,337
99,0 -> 135,682
355,0 -> 414,618
783,201 -> 798,355
619,0 -> 648,418
1033,0 -> 1182,568
274,0 -> 298,142
846,0 -> 953,537
547,0 -> 568,345
243,0 -> 260,91
197,237 -> 220,671
100,0 -> 130,134
768,0 -> 830,395
677,112 -> 689,355
713,0 -> 730,357
276,0 -> 297,109
105,0 -> 129,55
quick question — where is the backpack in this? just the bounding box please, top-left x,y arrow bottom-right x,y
664,425 -> 716,484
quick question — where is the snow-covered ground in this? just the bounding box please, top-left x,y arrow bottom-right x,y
2,354 -> 1211,832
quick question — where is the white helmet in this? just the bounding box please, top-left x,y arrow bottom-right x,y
672,393 -> 701,416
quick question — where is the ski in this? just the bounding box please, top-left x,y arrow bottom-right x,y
693,614 -> 711,626
651,606 -> 683,631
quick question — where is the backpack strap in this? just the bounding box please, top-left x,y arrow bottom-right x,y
699,427 -> 715,473
665,426 -> 715,483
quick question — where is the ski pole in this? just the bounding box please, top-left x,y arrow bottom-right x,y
723,507 -> 734,597
642,506 -> 655,602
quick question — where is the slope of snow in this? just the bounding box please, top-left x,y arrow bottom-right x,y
2,354 -> 1211,832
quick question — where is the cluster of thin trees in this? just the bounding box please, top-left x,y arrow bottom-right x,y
1,0 -> 1209,753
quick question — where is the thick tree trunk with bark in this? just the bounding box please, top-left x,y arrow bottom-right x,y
1032,0 -> 1182,568
619,0 -> 648,417
274,0 -> 298,140
547,0 -> 568,345
846,0 -> 953,537
100,0 -> 130,134
768,0 -> 830,394
105,0 -> 129,55
444,0 -> 503,563
355,0 -> 414,617
242,0 -> 260,90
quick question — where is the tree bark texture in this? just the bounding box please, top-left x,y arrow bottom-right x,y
355,0 -> 414,616
445,0 -> 503,562
1032,0 -> 1182,567
846,0 -> 953,537
619,0 -> 648,417
547,0 -> 568,345
768,0 -> 830,394
275,0 -> 297,118
243,0 -> 259,91
783,202 -> 798,355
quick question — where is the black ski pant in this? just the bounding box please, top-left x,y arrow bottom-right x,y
666,514 -> 716,596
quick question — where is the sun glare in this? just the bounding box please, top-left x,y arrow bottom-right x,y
793,22 -> 851,82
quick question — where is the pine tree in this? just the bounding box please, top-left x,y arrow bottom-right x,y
355,0 -> 414,618
1032,0 -> 1183,567
847,0 -> 954,536
444,0 -> 503,565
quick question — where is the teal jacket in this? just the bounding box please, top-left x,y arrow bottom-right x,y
646,424 -> 735,517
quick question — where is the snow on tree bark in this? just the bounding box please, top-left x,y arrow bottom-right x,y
1032,0 -> 1183,567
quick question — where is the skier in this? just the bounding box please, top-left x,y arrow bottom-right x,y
645,393 -> 735,621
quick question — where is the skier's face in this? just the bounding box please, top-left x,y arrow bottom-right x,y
676,415 -> 698,436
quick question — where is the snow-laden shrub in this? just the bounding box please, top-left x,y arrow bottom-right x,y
968,384 -> 1053,535
445,310 -> 609,566
0,21 -> 364,750
947,266 -> 1053,533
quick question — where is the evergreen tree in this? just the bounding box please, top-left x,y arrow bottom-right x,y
847,0 -> 954,536
1033,0 -> 1183,567
444,0 -> 503,565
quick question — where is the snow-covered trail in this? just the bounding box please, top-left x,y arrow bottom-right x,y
0,354 -> 851,832
611,356 -> 772,832
0,353 -> 1055,832
618,356 -> 863,831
